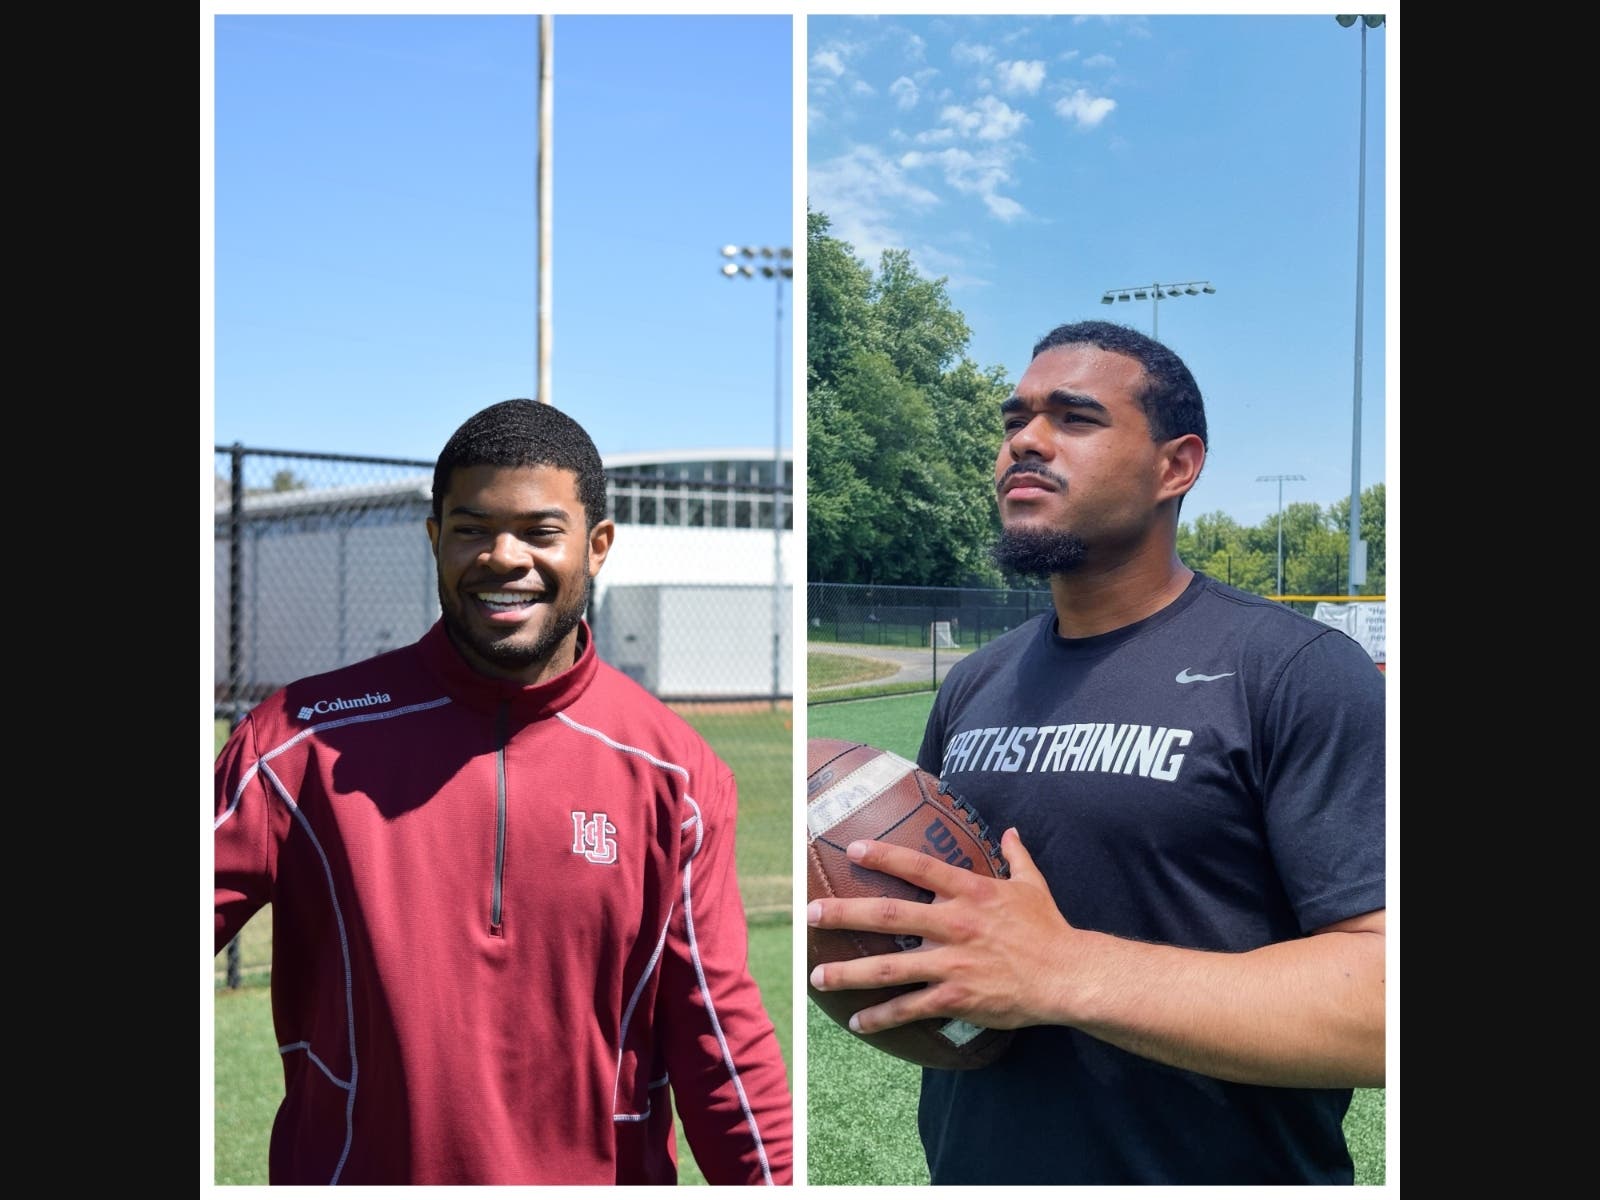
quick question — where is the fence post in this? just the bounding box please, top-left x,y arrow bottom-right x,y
225,443 -> 245,991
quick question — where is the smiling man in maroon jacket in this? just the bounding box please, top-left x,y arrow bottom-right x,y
215,398 -> 793,1185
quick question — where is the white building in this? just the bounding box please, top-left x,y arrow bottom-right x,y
594,449 -> 794,698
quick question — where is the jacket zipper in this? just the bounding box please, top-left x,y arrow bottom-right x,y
491,702 -> 509,936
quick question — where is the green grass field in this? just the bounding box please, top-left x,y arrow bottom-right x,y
212,708 -> 792,1186
805,694 -> 1386,1186
809,650 -> 900,690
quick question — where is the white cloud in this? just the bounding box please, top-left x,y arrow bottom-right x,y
812,50 -> 846,78
951,41 -> 994,65
890,76 -> 919,110
1054,89 -> 1116,129
984,193 -> 1024,221
940,94 -> 1028,141
913,127 -> 955,145
852,80 -> 876,96
903,32 -> 926,61
899,145 -> 1027,223
1083,53 -> 1115,70
996,59 -> 1046,95
809,143 -> 943,267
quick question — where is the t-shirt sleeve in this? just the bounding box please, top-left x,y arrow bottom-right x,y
656,758 -> 793,1185
1260,630 -> 1387,934
917,690 -> 948,777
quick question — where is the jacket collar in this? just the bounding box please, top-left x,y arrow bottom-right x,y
418,618 -> 598,719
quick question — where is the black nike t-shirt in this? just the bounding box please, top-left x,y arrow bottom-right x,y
915,571 -> 1386,1184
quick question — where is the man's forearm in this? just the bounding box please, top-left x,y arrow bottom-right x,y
1050,914 -> 1385,1088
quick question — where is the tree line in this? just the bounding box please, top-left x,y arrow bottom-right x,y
805,207 -> 1385,597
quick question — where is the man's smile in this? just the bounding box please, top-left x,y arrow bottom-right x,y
472,589 -> 549,618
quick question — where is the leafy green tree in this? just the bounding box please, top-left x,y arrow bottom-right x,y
805,208 -> 875,393
1327,482 -> 1386,594
823,350 -> 944,583
869,248 -> 971,389
805,378 -> 877,583
929,360 -> 1010,587
806,209 -> 1011,586
1178,480 -> 1385,597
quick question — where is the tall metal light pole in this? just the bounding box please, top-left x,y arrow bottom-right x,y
1100,280 -> 1215,342
719,244 -> 792,704
1257,474 -> 1305,597
537,15 -> 552,404
1336,14 -> 1384,593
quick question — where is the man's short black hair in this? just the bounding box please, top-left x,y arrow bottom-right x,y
1031,319 -> 1207,447
431,399 -> 609,529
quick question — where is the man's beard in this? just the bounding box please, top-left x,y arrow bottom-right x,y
991,525 -> 1087,577
438,570 -> 591,674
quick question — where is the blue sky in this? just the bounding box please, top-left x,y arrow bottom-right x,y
807,8 -> 1392,529
204,11 -> 795,474
203,3 -> 1394,529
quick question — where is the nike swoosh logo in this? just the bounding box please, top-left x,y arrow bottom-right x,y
1176,668 -> 1236,684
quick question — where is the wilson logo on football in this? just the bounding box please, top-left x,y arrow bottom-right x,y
922,818 -> 975,870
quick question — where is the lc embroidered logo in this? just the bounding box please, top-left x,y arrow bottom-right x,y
571,811 -> 619,865
1175,667 -> 1236,684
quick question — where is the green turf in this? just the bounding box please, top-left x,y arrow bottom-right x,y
213,981 -> 288,1185
806,691 -> 937,758
677,707 -> 793,918
804,693 -> 1385,1185
805,1006 -> 929,1185
809,678 -> 936,704
808,650 -> 900,689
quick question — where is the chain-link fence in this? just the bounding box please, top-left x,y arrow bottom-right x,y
806,580 -> 1053,701
805,580 -> 1385,704
212,444 -> 794,986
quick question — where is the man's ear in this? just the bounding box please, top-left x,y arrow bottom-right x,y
1159,433 -> 1206,503
586,518 -> 616,577
425,517 -> 440,560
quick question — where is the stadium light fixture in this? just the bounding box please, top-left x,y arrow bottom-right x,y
718,244 -> 793,702
1100,280 -> 1215,341
1257,474 -> 1307,597
1337,13 -> 1384,594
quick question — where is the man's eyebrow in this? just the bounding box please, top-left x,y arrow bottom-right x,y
445,504 -> 572,521
1000,390 -> 1109,415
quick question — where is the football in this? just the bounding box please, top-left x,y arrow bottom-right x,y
805,737 -> 1016,1071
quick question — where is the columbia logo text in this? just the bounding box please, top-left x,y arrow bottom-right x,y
572,811 -> 619,865
297,691 -> 393,721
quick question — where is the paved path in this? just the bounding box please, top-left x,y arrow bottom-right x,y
809,642 -> 972,694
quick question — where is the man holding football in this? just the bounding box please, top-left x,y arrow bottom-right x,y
806,320 -> 1385,1185
215,398 -> 793,1185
